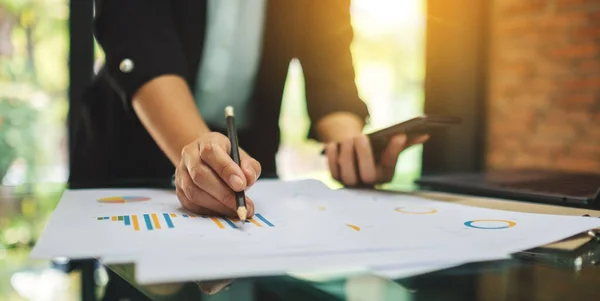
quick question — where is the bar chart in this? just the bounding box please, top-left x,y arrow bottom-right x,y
97,212 -> 275,231
97,213 -> 197,231
205,213 -> 275,229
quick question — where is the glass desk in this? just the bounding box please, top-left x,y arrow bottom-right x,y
105,243 -> 600,301
102,187 -> 600,301
3,183 -> 600,301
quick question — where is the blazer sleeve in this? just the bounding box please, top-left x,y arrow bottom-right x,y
298,0 -> 371,140
93,0 -> 188,106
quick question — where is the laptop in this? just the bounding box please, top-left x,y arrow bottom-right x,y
416,169 -> 600,208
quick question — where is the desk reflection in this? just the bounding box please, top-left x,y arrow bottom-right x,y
104,244 -> 600,301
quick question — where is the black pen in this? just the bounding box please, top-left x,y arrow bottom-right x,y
225,106 -> 247,225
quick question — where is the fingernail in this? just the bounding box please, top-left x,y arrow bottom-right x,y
230,175 -> 244,190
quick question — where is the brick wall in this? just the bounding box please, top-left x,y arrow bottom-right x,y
487,0 -> 600,172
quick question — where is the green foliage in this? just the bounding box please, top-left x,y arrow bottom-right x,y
0,1 -> 68,266
0,97 -> 39,180
0,0 -> 69,183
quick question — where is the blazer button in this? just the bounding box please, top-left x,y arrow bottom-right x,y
119,59 -> 134,73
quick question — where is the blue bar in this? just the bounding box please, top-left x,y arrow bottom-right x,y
124,216 -> 131,226
255,214 -> 274,227
143,214 -> 153,230
182,214 -> 189,218
163,213 -> 174,228
222,218 -> 237,229
103,217 -> 109,220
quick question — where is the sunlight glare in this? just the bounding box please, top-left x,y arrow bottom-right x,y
11,269 -> 72,301
352,0 -> 424,29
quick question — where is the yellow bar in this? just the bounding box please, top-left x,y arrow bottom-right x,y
151,213 -> 161,229
248,218 -> 262,227
210,217 -> 225,229
111,216 -> 117,221
132,215 -> 140,231
189,215 -> 197,218
170,213 -> 177,218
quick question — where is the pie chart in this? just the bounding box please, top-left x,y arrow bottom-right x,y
97,196 -> 151,204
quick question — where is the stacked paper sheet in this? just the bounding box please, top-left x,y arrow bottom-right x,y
31,179 -> 600,284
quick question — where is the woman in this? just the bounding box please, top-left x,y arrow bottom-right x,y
71,0 -> 427,299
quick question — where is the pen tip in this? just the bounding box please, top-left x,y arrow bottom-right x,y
225,106 -> 234,117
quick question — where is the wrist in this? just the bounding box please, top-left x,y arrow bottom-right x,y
314,111 -> 365,142
131,75 -> 211,165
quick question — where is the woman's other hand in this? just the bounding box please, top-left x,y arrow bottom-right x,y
325,134 -> 429,186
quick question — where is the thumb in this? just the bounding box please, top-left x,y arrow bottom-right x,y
407,134 -> 430,147
380,134 -> 407,167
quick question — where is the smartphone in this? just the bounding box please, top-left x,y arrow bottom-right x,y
368,115 -> 461,156
321,115 -> 461,157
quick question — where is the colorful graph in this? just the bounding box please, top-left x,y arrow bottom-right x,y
464,219 -> 516,230
98,212 -> 274,231
97,196 -> 151,204
97,213 -> 196,231
204,213 -> 275,229
395,207 -> 438,214
346,224 -> 361,231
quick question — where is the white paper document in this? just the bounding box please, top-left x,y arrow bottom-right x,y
31,179 -> 337,259
30,179 -> 600,283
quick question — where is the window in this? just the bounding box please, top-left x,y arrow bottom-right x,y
0,1 -> 73,299
278,0 -> 427,189
0,1 -> 69,186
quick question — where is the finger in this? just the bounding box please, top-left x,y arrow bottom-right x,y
245,198 -> 255,218
197,279 -> 234,296
338,139 -> 358,186
196,135 -> 246,191
406,134 -> 430,148
187,161 -> 239,209
178,164 -> 238,216
181,142 -> 205,183
325,142 -> 340,181
354,136 -> 377,184
187,192 -> 254,218
379,134 -> 407,179
188,161 -> 255,217
218,188 -> 255,218
240,150 -> 261,187
176,188 -> 221,216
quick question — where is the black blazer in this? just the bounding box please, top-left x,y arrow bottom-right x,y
69,0 -> 369,186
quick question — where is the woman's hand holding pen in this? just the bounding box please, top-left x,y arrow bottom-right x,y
174,132 -> 261,218
324,134 -> 429,187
